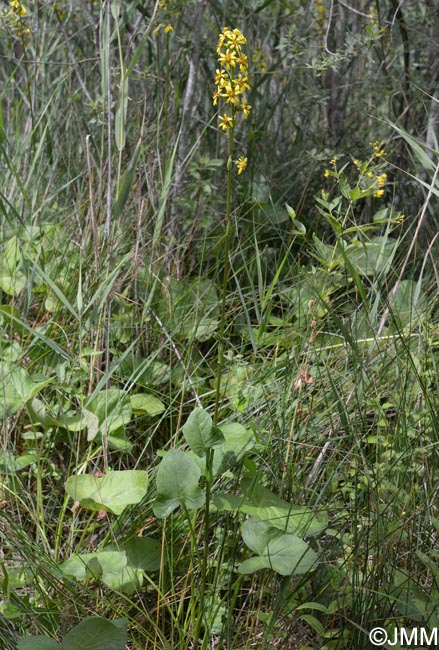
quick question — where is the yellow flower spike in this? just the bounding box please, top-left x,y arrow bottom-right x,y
235,156 -> 248,174
219,114 -> 234,131
214,27 -> 251,125
373,189 -> 384,198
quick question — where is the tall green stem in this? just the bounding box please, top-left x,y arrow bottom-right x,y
194,118 -> 235,648
214,120 -> 235,427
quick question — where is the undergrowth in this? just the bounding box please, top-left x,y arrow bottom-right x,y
1,2 -> 439,649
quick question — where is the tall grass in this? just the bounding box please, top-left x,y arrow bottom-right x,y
1,2 -> 439,649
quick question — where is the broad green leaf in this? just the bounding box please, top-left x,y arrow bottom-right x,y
153,449 -> 205,518
213,480 -> 327,536
65,470 -> 148,515
0,450 -> 36,473
18,637 -> 59,650
0,362 -> 53,419
182,408 -> 224,457
61,551 -> 142,593
61,616 -> 127,650
130,393 -> 165,416
344,236 -> 397,277
390,279 -> 427,328
194,423 -> 255,475
86,389 -> 132,438
238,519 -> 318,576
0,236 -> 27,296
124,536 -> 163,571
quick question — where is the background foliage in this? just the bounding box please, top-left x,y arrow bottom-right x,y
1,1 -> 439,648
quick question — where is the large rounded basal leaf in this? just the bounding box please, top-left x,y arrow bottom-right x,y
390,279 -> 427,329
86,389 -> 132,439
61,551 -> 142,593
130,393 -> 165,416
60,616 -> 127,650
239,519 -> 318,576
214,480 -> 327,537
344,236 -> 397,277
153,449 -> 205,518
124,536 -> 163,571
0,362 -> 53,419
65,470 -> 148,515
18,637 -> 59,650
182,408 -> 224,457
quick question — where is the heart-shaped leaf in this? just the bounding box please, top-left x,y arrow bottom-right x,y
61,551 -> 142,593
182,408 -> 224,457
130,393 -> 165,416
86,389 -> 132,438
238,519 -> 318,576
153,449 -> 205,518
60,616 -> 127,650
0,362 -> 53,419
65,470 -> 148,515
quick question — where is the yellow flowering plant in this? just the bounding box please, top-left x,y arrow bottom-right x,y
1,0 -> 31,46
212,27 -> 251,425
213,26 -> 251,175
323,141 -> 390,202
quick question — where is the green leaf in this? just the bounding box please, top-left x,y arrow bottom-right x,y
0,450 -> 36,473
213,480 -> 327,536
86,389 -> 132,439
124,536 -> 163,571
0,236 -> 27,296
238,519 -> 318,576
130,393 -> 165,416
61,551 -> 142,593
153,449 -> 205,518
65,470 -> 148,515
0,362 -> 53,419
61,616 -> 127,650
182,408 -> 224,457
18,637 -> 59,650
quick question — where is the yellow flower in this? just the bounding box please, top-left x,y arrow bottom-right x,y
235,156 -> 248,174
218,48 -> 238,70
220,83 -> 240,104
353,159 -> 360,166
233,74 -> 251,93
225,28 -> 247,48
373,189 -> 384,198
10,0 -> 27,15
164,24 -> 174,33
324,169 -> 330,178
219,114 -> 234,131
240,100 -> 251,119
215,68 -> 229,88
212,90 -> 221,106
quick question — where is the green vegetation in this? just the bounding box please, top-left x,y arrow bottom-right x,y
1,1 -> 439,648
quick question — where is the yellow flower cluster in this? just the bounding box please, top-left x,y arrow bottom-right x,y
213,27 -> 252,131
371,140 -> 386,158
1,0 -> 30,45
353,152 -> 388,199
